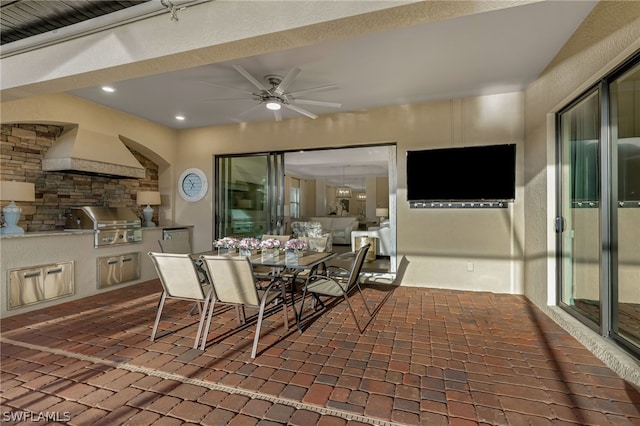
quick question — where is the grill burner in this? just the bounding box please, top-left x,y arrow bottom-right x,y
66,207 -> 142,247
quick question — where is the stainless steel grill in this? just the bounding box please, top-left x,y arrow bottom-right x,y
65,207 -> 142,247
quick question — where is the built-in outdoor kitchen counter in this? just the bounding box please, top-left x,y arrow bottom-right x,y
0,221 -> 192,318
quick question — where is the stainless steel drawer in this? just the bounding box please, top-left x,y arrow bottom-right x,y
97,252 -> 140,289
8,262 -> 74,309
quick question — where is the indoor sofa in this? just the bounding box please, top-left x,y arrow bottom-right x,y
310,216 -> 359,245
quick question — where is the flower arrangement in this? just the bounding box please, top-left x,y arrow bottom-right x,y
259,238 -> 282,250
284,238 -> 308,251
238,237 -> 261,250
214,237 -> 238,248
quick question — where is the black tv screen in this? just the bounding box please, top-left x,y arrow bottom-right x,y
407,144 -> 516,202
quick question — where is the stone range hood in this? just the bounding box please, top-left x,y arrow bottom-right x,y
42,127 -> 145,178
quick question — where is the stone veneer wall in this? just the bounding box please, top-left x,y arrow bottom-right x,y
0,124 -> 159,232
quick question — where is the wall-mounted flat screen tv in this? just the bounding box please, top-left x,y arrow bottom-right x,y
407,144 -> 516,202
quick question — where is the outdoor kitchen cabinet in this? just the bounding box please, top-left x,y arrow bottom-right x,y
97,252 -> 141,289
8,261 -> 74,309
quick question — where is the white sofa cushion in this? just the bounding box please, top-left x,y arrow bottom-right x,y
310,216 -> 359,244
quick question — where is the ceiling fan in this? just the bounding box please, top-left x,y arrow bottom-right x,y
205,64 -> 342,121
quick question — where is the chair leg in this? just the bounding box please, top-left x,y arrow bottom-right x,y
342,293 -> 365,333
251,298 -> 268,359
199,298 -> 218,350
188,301 -> 202,316
193,290 -> 213,349
235,305 -> 246,325
280,279 -> 289,330
355,284 -> 373,316
150,291 -> 167,341
297,283 -> 310,332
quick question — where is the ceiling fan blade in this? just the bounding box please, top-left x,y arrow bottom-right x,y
204,96 -> 255,102
238,103 -> 265,117
199,80 -> 255,95
273,67 -> 300,97
294,99 -> 342,108
273,109 -> 282,122
287,84 -> 338,96
283,103 -> 318,119
232,64 -> 268,91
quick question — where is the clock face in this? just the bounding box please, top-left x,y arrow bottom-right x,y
178,168 -> 208,202
182,173 -> 202,196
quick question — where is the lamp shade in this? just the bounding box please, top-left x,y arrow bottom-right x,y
137,191 -> 161,205
376,207 -> 388,218
0,181 -> 35,202
335,186 -> 352,198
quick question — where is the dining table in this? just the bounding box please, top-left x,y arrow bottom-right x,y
192,250 -> 337,332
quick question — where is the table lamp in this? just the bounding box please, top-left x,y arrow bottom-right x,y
376,207 -> 388,223
137,191 -> 161,227
0,181 -> 36,235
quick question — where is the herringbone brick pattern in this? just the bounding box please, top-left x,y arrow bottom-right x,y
1,280 -> 638,425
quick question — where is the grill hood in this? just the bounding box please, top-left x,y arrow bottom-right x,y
42,127 -> 145,178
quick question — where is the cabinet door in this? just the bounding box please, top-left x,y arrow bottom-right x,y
43,262 -> 74,299
8,267 -> 44,308
119,253 -> 140,284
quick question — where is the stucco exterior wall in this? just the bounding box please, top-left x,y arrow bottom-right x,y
523,1 -> 640,308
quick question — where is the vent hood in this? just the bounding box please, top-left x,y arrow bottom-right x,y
42,127 -> 145,178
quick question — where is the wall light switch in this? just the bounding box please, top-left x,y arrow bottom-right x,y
467,261 -> 474,272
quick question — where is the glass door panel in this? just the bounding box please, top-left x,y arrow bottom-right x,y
610,62 -> 640,349
215,153 -> 284,239
558,89 -> 601,326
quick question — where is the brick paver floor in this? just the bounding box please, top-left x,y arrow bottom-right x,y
1,279 -> 639,425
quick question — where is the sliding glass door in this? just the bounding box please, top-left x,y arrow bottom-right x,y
557,89 -> 601,327
557,53 -> 639,356
215,153 -> 285,239
609,60 -> 640,350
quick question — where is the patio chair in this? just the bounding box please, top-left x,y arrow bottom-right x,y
148,252 -> 214,349
158,238 -> 208,282
199,255 -> 289,358
299,243 -> 372,333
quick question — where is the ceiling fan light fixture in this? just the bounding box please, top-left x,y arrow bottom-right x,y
265,101 -> 281,111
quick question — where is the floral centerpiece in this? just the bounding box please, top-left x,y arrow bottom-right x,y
213,237 -> 238,255
284,238 -> 307,263
284,238 -> 307,251
260,238 -> 282,259
238,237 -> 261,257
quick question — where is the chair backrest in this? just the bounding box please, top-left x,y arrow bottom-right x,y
158,238 -> 192,254
148,252 -> 206,300
261,234 -> 291,243
200,255 -> 260,306
299,236 -> 329,252
291,221 -> 324,238
344,243 -> 370,291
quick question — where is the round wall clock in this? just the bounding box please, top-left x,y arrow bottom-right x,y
178,168 -> 208,202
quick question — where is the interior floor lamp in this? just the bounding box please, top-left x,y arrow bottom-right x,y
0,181 -> 36,235
137,191 -> 161,227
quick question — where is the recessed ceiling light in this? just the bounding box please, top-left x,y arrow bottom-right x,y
101,86 -> 115,93
175,115 -> 185,121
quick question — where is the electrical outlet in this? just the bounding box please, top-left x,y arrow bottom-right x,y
467,261 -> 474,272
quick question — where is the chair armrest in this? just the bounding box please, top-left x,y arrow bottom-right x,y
305,274 -> 348,293
326,265 -> 349,277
